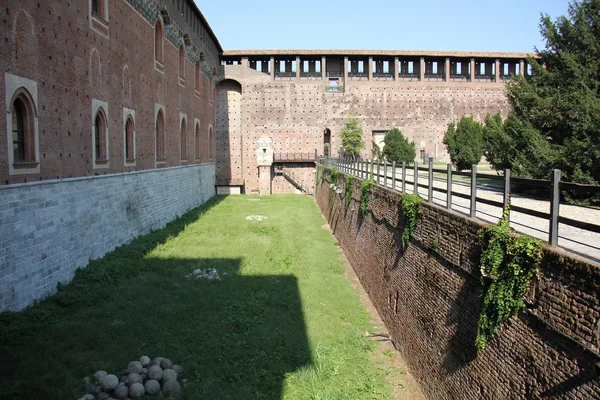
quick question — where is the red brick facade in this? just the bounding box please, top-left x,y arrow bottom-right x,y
316,172 -> 600,399
0,0 -> 220,185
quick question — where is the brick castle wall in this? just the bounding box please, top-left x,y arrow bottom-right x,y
0,163 -> 215,311
315,172 -> 600,399
1,0 -> 219,185
219,65 -> 510,193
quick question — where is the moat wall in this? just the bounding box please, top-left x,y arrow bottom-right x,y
315,171 -> 600,399
0,164 -> 215,311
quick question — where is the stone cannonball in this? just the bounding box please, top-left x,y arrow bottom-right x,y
128,382 -> 145,398
94,370 -> 108,384
95,393 -> 110,400
148,365 -> 163,381
144,379 -> 161,396
161,368 -> 177,383
113,384 -> 129,399
127,360 -> 143,374
127,373 -> 143,385
139,355 -> 151,367
100,374 -> 119,392
151,357 -> 164,366
160,358 -> 173,370
162,380 -> 181,397
172,365 -> 183,375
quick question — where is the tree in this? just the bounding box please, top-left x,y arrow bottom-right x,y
443,116 -> 484,171
506,0 -> 600,184
382,128 -> 416,164
340,117 -> 365,158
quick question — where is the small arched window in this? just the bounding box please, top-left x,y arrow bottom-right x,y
156,109 -> 165,161
180,117 -> 187,161
94,108 -> 108,161
155,20 -> 164,65
125,117 -> 134,161
10,89 -> 37,164
195,61 -> 201,92
179,44 -> 185,83
195,122 -> 201,160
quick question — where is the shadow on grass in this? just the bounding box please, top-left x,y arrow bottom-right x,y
0,196 -> 312,400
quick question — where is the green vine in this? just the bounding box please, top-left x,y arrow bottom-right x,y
345,174 -> 354,209
359,178 -> 375,216
400,193 -> 422,250
316,164 -> 324,183
476,207 -> 543,351
330,168 -> 339,185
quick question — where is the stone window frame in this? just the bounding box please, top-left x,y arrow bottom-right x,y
89,0 -> 109,39
155,104 -> 166,166
180,112 -> 187,164
179,44 -> 186,87
154,19 -> 165,73
92,99 -> 109,169
5,73 -> 40,176
123,107 -> 136,167
194,118 -> 201,162
208,124 -> 214,162
194,61 -> 201,96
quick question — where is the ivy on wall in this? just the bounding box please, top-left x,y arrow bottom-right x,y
476,207 -> 543,351
345,175 -> 354,209
400,194 -> 422,250
360,178 -> 374,216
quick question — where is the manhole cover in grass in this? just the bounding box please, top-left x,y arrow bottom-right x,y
246,215 -> 267,221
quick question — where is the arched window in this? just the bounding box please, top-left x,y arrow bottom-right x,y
180,117 -> 187,161
155,20 -> 164,65
156,109 -> 165,161
94,108 -> 108,161
208,125 -> 214,161
179,44 -> 185,83
10,89 -> 37,164
195,122 -> 201,160
125,116 -> 134,161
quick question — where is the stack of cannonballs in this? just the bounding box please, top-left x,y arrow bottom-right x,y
184,268 -> 222,281
78,356 -> 183,399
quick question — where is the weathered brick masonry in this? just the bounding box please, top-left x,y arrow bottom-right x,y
0,163 -> 215,311
316,172 -> 600,399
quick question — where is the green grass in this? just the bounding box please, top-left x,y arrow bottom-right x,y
0,195 -> 392,400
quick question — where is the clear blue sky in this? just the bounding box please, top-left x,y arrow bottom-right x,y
196,0 -> 571,53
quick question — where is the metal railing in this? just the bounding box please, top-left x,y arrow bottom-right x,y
274,152 -> 316,162
318,157 -> 600,261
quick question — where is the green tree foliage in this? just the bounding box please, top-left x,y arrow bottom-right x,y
340,117 -> 365,158
483,112 -> 553,178
505,0 -> 600,185
382,128 -> 416,164
443,116 -> 484,171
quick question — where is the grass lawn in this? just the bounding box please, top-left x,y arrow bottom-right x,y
0,195 -> 394,400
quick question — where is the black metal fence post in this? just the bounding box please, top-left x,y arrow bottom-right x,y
413,162 -> 418,195
392,161 -> 397,191
446,163 -> 452,210
428,160 -> 433,202
402,162 -> 406,193
550,169 -> 561,246
503,169 -> 511,221
384,161 -> 388,188
470,164 -> 477,218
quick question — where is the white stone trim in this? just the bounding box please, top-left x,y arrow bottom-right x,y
5,73 -> 40,176
123,107 -> 136,167
92,99 -> 109,169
